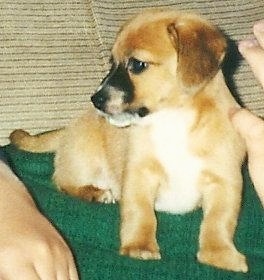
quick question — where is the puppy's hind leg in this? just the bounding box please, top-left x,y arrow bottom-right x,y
9,129 -> 63,153
62,184 -> 116,204
197,170 -> 248,273
53,140 -> 120,204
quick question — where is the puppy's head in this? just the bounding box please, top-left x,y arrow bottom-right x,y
91,10 -> 226,127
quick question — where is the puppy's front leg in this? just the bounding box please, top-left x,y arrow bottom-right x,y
120,158 -> 162,260
197,170 -> 248,272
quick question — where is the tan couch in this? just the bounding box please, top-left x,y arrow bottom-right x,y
0,0 -> 264,144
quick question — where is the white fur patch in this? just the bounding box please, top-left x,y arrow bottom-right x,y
140,109 -> 203,214
107,112 -> 140,127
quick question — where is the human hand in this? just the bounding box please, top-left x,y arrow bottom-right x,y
231,108 -> 264,207
230,20 -> 264,207
0,162 -> 79,280
0,213 -> 79,280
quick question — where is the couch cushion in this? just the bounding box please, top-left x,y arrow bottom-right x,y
1,1 -> 264,145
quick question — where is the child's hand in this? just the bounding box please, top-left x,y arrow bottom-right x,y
230,20 -> 264,207
231,108 -> 264,206
238,20 -> 264,88
0,162 -> 79,279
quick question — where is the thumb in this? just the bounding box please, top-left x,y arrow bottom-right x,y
230,108 -> 264,144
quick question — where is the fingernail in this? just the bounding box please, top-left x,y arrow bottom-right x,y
254,20 -> 264,33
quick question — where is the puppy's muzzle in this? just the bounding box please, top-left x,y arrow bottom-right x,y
91,63 -> 134,114
91,63 -> 149,127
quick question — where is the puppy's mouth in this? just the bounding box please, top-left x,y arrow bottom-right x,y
96,106 -> 150,128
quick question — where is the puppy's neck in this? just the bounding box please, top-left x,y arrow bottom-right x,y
138,107 -> 194,127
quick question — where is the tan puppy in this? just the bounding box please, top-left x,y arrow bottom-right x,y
10,10 -> 247,272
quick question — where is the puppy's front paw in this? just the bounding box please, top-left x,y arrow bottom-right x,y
197,247 -> 248,272
120,244 -> 161,260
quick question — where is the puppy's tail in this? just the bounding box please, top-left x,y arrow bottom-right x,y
9,128 -> 64,153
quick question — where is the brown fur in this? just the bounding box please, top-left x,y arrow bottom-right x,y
10,10 -> 247,272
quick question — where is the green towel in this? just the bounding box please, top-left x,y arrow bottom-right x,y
2,144 -> 264,280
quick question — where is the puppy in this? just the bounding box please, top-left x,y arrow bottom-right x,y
10,10 -> 248,272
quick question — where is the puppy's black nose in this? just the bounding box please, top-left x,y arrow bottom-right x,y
91,91 -> 107,111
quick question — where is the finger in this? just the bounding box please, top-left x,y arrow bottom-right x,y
238,40 -> 264,89
55,257 -> 74,280
33,258 -> 56,280
230,108 -> 264,154
56,262 -> 79,280
34,246 -> 78,280
68,254 -> 79,280
1,264 -> 41,280
56,251 -> 79,280
54,243 -> 79,280
253,20 -> 264,49
230,108 -> 264,140
55,263 -> 71,280
57,241 -> 79,280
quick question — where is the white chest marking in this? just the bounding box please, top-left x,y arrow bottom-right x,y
142,109 -> 203,214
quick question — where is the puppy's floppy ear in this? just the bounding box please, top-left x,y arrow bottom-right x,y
167,19 -> 227,87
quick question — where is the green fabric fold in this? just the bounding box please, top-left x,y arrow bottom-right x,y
2,144 -> 263,280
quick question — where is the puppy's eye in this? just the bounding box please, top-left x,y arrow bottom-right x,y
127,58 -> 148,74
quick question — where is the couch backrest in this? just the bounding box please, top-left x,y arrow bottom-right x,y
0,0 -> 263,144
